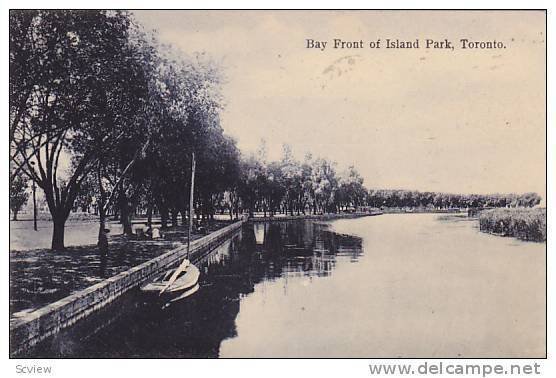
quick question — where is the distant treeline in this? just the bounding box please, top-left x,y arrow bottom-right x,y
479,208 -> 546,242
366,190 -> 542,209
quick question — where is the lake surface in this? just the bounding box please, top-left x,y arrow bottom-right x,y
29,214 -> 545,358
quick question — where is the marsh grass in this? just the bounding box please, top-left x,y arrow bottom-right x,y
479,208 -> 546,242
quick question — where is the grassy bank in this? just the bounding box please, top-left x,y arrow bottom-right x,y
479,208 -> 546,242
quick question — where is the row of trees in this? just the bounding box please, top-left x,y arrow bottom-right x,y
235,144 -> 368,218
366,190 -> 542,209
10,10 -> 239,251
9,10 -> 372,252
9,10 -> 543,252
231,154 -> 542,216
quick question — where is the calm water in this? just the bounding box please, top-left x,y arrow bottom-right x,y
29,214 -> 545,358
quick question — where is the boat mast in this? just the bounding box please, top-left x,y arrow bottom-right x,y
187,151 -> 196,259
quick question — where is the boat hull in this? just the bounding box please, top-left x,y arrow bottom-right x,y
141,263 -> 200,305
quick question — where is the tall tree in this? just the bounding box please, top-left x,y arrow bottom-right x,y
10,10 -> 150,250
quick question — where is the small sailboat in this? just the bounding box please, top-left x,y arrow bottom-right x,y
141,152 -> 200,307
141,258 -> 200,303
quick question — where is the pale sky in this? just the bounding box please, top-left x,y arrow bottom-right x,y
134,10 -> 546,200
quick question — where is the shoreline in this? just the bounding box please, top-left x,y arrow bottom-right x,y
10,218 -> 247,356
249,211 -> 383,222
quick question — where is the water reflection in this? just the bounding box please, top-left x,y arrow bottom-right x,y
28,220 -> 362,358
22,215 -> 546,358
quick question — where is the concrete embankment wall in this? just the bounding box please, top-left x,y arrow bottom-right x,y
10,218 -> 247,356
250,212 -> 382,222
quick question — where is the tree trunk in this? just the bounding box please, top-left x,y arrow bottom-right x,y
180,207 -> 187,226
97,164 -> 108,256
122,206 -> 133,235
119,195 -> 133,235
160,205 -> 169,229
51,215 -> 66,251
98,213 -> 108,256
147,202 -> 153,228
12,211 -> 18,221
171,209 -> 178,227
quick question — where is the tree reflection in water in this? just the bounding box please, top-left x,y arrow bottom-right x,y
27,220 -> 362,358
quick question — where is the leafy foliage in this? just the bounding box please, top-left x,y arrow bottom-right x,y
367,189 -> 541,209
10,10 -> 152,249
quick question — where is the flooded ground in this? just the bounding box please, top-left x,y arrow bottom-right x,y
26,214 -> 545,358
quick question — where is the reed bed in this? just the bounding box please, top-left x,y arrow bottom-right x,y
479,208 -> 546,242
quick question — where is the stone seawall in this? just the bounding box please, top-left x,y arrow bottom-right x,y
10,218 -> 247,356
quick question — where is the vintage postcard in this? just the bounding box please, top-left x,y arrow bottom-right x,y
8,9 -> 546,363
